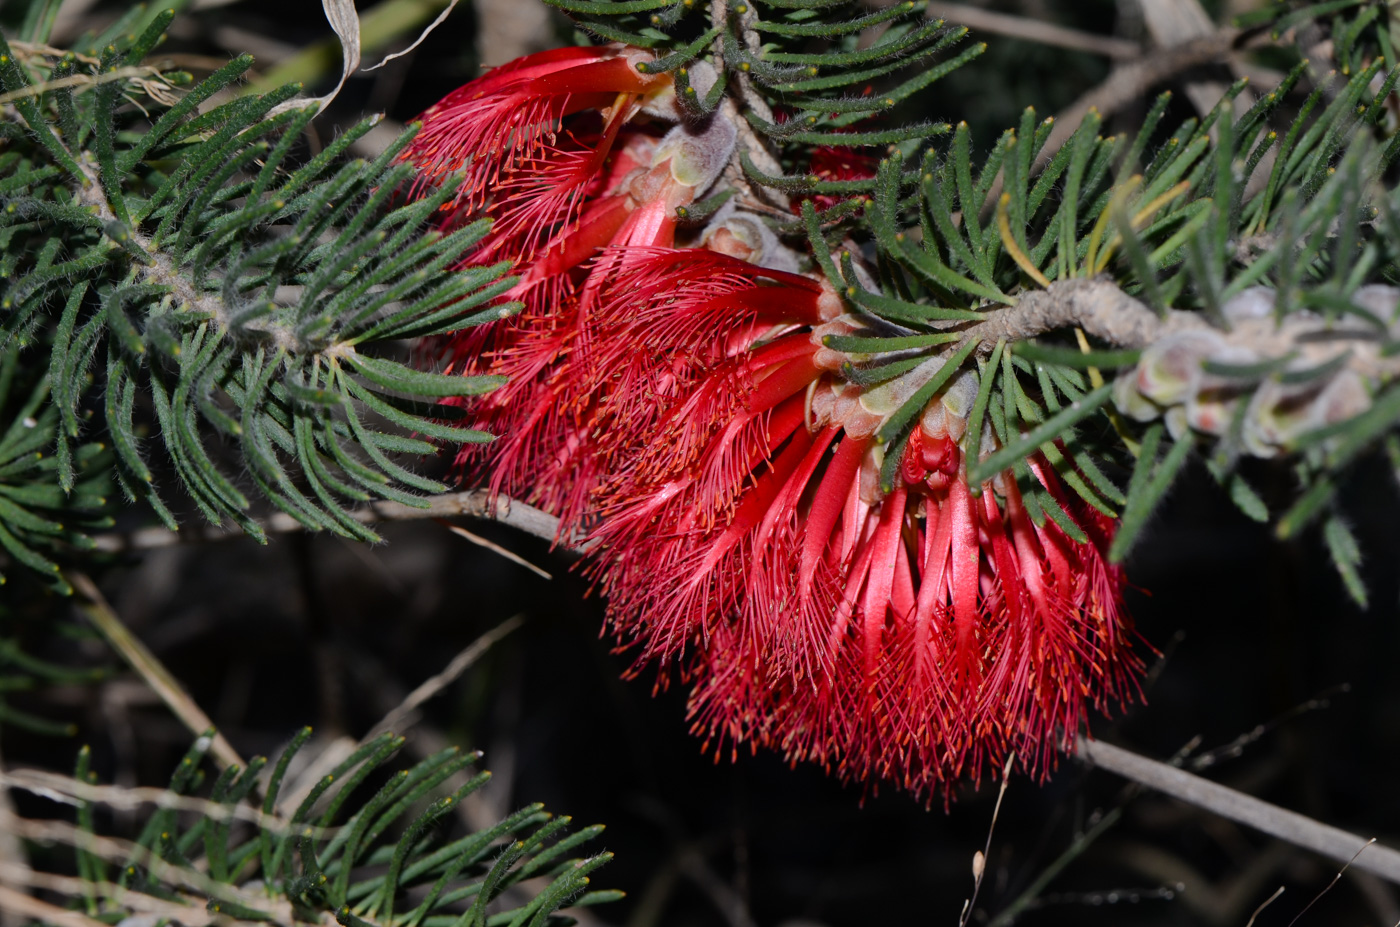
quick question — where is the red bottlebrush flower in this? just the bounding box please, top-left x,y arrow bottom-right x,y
566,249 -> 1146,803
403,48 -> 1144,804
405,52 -> 741,532
576,248 -> 833,470
451,194 -> 683,526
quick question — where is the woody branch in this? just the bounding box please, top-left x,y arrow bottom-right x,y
1077,736 -> 1400,884
960,277 -> 1400,382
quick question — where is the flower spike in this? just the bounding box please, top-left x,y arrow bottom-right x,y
404,44 -> 1150,805
564,250 -> 1147,802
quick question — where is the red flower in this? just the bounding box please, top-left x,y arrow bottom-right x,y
403,46 -> 665,234
406,48 -> 1145,803
569,250 -> 1145,802
403,49 -> 739,529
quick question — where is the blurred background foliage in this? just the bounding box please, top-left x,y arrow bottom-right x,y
2,0 -> 1400,925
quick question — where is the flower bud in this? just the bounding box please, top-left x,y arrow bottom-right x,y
940,368 -> 980,426
1243,379 -> 1310,457
703,212 -> 803,272
860,356 -> 941,416
920,402 -> 948,439
1221,286 -> 1275,324
1185,387 -> 1240,435
1114,368 -> 1162,422
1183,344 -> 1258,435
1353,284 -> 1400,325
1136,330 -> 1227,405
1165,405 -> 1191,442
655,113 -> 738,195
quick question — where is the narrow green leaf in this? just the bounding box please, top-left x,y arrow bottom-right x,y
343,354 -> 504,400
970,382 -> 1114,483
1110,431 -> 1192,562
1323,514 -> 1368,608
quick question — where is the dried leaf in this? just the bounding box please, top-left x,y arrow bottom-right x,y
269,0 -> 361,117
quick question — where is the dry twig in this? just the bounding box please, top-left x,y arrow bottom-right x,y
91,490 -> 569,553
962,754 -> 1014,926
364,614 -> 526,740
440,522 -> 553,579
67,572 -> 245,771
922,2 -> 1140,59
0,768 -> 316,835
0,810 -> 325,927
0,885 -> 108,927
1030,30 -> 1241,173
1077,737 -> 1400,885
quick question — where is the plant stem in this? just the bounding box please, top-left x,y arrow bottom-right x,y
67,572 -> 245,772
1076,736 -> 1400,885
90,490 -> 571,553
986,805 -> 1124,927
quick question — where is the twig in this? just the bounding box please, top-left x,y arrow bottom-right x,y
6,40 -> 102,67
0,745 -> 24,927
66,572 -> 245,772
922,3 -> 1141,59
91,490 -> 570,554
0,862 -> 265,927
1189,684 -> 1351,773
364,0 -> 464,70
1042,30 -> 1242,156
710,0 -> 794,217
70,148 -> 312,354
962,753 -> 1014,927
960,277 -> 1204,349
979,29 -> 1247,213
1076,737 -> 1400,885
0,885 -> 108,927
85,272 -> 1400,558
1288,839 -> 1378,926
0,65 -> 179,106
987,805 -> 1125,927
1013,882 -> 1182,913
440,522 -> 552,579
1245,886 -> 1287,927
0,811 -> 331,927
0,768 -> 319,836
364,614 -> 526,741
248,0 -> 457,99
1138,0 -> 1241,123
960,278 -> 1400,382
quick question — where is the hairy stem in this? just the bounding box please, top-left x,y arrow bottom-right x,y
959,278 -> 1400,382
960,277 -> 1207,350
71,153 -> 307,353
